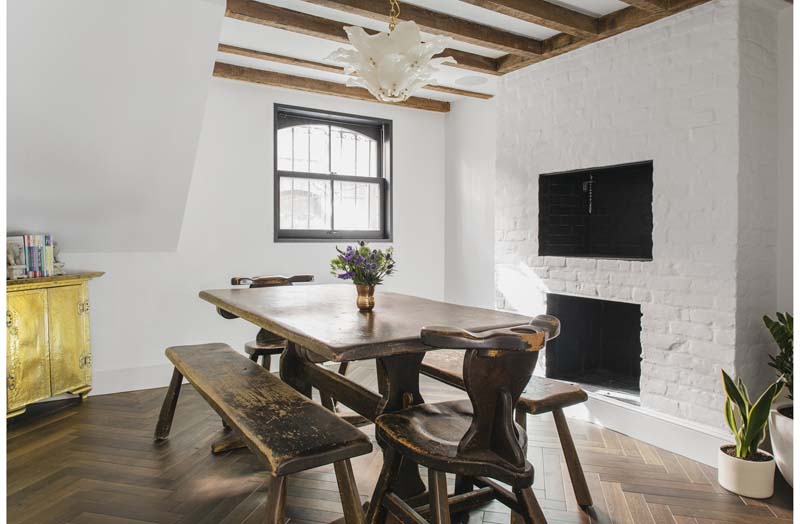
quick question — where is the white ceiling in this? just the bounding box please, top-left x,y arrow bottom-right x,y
218,0 -> 631,101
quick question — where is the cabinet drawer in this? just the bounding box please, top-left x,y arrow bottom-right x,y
7,290 -> 51,411
48,284 -> 90,395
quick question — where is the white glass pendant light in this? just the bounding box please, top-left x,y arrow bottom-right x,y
326,0 -> 456,102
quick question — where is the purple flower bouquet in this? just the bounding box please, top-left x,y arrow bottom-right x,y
330,241 -> 395,286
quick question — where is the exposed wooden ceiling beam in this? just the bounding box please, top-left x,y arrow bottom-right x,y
457,0 -> 598,38
496,0 -> 713,74
213,62 -> 451,112
225,0 -> 501,75
422,84 -> 493,100
217,44 -> 493,100
300,0 -> 542,58
617,0 -> 668,13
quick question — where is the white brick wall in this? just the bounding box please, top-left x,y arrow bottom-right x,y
493,0 -> 785,429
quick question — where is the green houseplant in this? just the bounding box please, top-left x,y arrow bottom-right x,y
717,370 -> 784,498
764,312 -> 793,486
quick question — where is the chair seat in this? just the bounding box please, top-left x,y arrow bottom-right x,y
421,350 -> 587,414
376,400 -> 533,486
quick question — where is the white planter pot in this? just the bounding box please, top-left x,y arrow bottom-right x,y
717,446 -> 775,499
769,399 -> 793,487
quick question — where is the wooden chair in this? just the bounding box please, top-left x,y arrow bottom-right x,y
218,274 -> 315,370
368,316 -> 560,524
154,343 -> 372,524
419,345 -> 592,509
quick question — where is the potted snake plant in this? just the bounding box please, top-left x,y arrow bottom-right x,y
718,370 -> 784,498
764,312 -> 793,486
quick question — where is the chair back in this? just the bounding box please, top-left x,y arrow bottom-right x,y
420,315 -> 560,468
231,274 -> 314,288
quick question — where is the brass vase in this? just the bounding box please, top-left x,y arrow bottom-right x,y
356,284 -> 375,312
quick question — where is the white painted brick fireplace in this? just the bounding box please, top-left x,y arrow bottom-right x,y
493,0 -> 787,431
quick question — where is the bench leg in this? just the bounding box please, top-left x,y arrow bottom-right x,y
154,368 -> 183,441
552,409 -> 592,508
211,430 -> 248,454
263,475 -> 288,524
335,459 -> 366,524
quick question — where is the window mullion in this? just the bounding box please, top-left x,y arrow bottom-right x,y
330,179 -> 335,232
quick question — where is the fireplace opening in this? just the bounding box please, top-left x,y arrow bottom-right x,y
538,161 -> 653,260
546,293 -> 642,396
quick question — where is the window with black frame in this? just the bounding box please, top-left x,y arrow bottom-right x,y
274,105 -> 392,241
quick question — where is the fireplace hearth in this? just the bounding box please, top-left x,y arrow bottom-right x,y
546,293 -> 642,395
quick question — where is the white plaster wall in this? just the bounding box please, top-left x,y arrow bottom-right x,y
494,0 -> 743,428
8,0 -> 225,252
776,5 -> 793,313
444,99 -> 497,308
63,80 -> 446,395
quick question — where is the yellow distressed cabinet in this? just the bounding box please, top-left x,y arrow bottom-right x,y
6,272 -> 103,418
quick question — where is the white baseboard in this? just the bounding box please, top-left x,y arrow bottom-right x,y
85,365 -> 728,468
564,392 -> 730,467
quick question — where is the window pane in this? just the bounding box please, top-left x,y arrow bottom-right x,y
308,125 -> 330,174
279,177 -> 331,230
277,128 -> 293,171
370,140 -> 378,178
277,124 -> 330,174
333,181 -> 381,231
292,126 -> 310,172
331,126 -> 377,177
356,135 -> 371,177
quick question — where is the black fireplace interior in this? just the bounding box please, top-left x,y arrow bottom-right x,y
546,293 -> 642,393
539,161 -> 653,260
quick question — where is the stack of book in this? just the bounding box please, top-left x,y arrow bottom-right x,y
7,234 -> 57,278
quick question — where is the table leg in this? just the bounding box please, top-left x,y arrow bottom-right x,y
376,353 -> 426,499
279,341 -> 314,399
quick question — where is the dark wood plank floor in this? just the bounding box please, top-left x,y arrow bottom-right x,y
7,362 -> 793,524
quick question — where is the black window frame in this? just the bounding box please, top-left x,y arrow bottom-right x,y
274,104 -> 393,242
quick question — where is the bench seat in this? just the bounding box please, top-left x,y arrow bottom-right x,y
421,349 -> 587,414
162,343 -> 371,476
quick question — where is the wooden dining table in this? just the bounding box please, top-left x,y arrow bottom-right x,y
199,284 -> 531,504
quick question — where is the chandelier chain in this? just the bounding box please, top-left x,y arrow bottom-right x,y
388,0 -> 400,31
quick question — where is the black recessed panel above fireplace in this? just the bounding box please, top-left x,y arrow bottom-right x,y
539,161 -> 653,260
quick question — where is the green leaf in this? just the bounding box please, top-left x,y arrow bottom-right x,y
736,377 -> 751,412
721,370 -> 749,425
742,380 -> 784,454
724,398 -> 738,436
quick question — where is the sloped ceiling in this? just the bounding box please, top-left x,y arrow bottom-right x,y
8,0 -> 225,252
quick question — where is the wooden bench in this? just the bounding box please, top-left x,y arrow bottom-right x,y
420,349 -> 593,510
154,343 -> 372,524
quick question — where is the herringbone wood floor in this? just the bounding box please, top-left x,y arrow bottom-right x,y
8,362 -> 793,524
